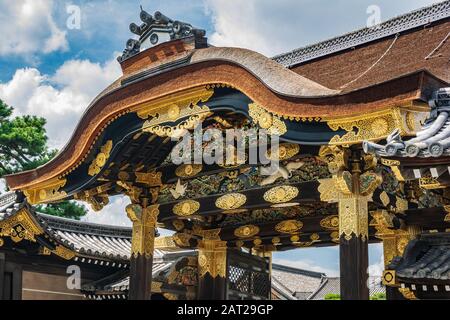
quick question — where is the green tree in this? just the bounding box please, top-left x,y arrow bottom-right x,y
324,293 -> 341,300
36,201 -> 87,220
370,292 -> 386,300
0,99 -> 87,219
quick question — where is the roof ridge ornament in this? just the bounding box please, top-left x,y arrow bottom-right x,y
118,8 -> 207,63
363,87 -> 450,158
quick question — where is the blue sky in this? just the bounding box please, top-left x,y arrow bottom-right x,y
0,0 -> 442,276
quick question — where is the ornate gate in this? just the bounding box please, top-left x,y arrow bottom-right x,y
226,250 -> 271,300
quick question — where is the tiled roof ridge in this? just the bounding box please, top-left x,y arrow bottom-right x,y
272,263 -> 326,278
272,0 -> 450,67
36,212 -> 132,238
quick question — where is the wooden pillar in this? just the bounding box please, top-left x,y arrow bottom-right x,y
339,150 -> 370,300
339,196 -> 370,300
0,251 -> 5,300
127,204 -> 159,300
197,239 -> 227,300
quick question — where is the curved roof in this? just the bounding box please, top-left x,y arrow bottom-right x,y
4,4 -> 449,193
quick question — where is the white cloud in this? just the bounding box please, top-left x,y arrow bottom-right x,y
273,258 -> 339,277
0,55 -> 121,149
0,0 -> 68,56
80,196 -> 131,227
80,196 -> 175,236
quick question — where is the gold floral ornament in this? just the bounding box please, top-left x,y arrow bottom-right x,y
173,200 -> 200,216
326,108 -> 404,145
215,193 -> 247,210
248,103 -> 287,135
264,185 -> 299,204
234,225 -> 260,238
266,143 -> 300,161
275,220 -> 303,234
88,140 -> 113,176
320,215 -> 339,230
175,164 -> 203,178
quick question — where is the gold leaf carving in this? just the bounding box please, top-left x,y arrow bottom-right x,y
263,185 -> 299,204
88,140 -> 113,176
173,200 -> 200,216
248,103 -> 287,135
320,215 -> 339,230
175,164 -> 203,178
275,220 -> 303,234
215,193 -> 246,210
234,225 -> 260,238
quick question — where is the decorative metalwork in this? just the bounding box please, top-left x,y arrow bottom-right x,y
144,113 -> 211,137
172,233 -> 193,247
398,287 -> 417,300
318,178 -> 339,203
339,196 -> 369,241
88,140 -> 113,176
275,220 -> 303,234
419,177 -> 445,189
266,143 -> 300,161
173,200 -> 200,216
263,185 -> 299,204
0,208 -> 43,243
380,191 -> 390,207
327,108 -> 406,145
248,103 -> 287,135
53,245 -> 76,260
380,158 -> 404,182
234,225 -> 260,238
23,177 -> 67,205
126,204 -> 160,258
175,164 -> 203,178
215,193 -> 247,210
320,215 -> 339,230
198,239 -> 227,278
135,170 -> 162,186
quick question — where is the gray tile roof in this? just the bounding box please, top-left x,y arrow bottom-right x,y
272,0 -> 450,68
389,232 -> 450,282
0,192 -> 132,262
271,263 -> 325,298
308,277 -> 385,300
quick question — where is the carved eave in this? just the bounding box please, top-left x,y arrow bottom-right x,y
365,87 -> 450,187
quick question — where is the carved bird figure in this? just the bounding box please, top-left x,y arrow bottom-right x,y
169,179 -> 188,199
259,161 -> 305,186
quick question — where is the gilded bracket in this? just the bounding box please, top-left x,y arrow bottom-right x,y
326,107 -> 428,146
23,177 -> 67,205
127,204 -> 160,258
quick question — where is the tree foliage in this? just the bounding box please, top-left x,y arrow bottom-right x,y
324,293 -> 341,300
0,99 -> 56,175
0,99 -> 87,219
36,201 -> 88,220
